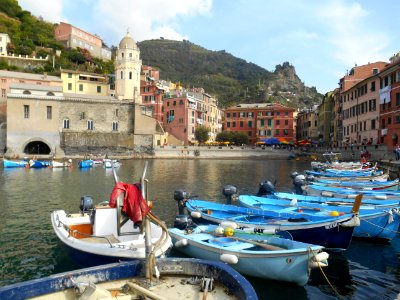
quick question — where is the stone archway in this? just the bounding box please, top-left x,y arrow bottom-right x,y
24,141 -> 51,155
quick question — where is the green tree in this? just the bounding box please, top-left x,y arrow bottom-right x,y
195,126 -> 210,144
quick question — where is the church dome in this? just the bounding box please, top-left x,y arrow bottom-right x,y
119,32 -> 137,49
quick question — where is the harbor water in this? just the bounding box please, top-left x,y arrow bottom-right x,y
0,159 -> 399,299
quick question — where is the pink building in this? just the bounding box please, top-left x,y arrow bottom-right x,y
163,92 -> 207,145
54,22 -> 111,61
338,62 -> 388,146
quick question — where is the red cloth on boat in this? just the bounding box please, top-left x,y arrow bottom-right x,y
109,182 -> 150,224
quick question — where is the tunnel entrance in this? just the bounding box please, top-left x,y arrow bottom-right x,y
24,141 -> 51,155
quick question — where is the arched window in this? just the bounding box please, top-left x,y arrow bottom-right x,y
87,120 -> 94,130
129,53 -> 132,58
120,71 -> 123,79
121,53 -> 124,58
129,72 -> 132,79
112,121 -> 118,131
23,90 -> 31,94
63,118 -> 70,129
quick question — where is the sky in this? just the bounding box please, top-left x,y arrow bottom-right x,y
18,0 -> 400,94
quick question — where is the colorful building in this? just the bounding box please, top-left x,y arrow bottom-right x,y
224,103 -> 295,144
60,69 -> 109,96
378,54 -> 400,149
54,22 -> 111,61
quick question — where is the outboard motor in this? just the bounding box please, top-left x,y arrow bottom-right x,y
293,175 -> 306,195
306,175 -> 315,182
290,171 -> 299,179
173,214 -> 195,230
222,185 -> 238,204
174,189 -> 190,215
256,181 -> 275,197
80,196 -> 94,214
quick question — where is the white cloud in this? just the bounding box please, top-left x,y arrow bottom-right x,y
316,0 -> 390,66
93,0 -> 212,44
18,0 -> 65,23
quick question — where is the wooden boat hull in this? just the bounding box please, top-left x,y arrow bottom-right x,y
186,200 -> 356,250
0,258 -> 257,300
169,225 -> 326,286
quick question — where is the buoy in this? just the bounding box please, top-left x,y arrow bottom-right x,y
220,221 -> 238,229
175,239 -> 188,248
346,194 -> 357,199
220,253 -> 238,264
224,227 -> 234,237
309,260 -> 328,268
313,251 -> 329,262
329,211 -> 339,217
190,211 -> 202,219
375,195 -> 387,200
214,227 -> 225,236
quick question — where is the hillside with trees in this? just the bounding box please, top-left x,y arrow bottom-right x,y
0,0 -> 322,109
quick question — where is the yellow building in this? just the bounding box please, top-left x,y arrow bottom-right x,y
61,69 -> 109,97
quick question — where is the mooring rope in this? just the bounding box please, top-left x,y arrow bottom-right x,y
308,247 -> 342,299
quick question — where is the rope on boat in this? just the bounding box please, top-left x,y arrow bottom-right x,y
146,211 -> 171,280
308,247 -> 342,299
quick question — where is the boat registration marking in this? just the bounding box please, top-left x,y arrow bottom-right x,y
325,222 -> 338,229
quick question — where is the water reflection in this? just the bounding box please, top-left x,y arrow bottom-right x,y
0,158 -> 399,299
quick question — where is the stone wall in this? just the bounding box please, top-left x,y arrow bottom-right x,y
60,131 -> 155,157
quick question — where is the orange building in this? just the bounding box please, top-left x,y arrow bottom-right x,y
224,103 -> 295,144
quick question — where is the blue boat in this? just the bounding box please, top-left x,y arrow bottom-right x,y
273,192 -> 400,209
239,195 -> 400,241
28,159 -> 51,168
2,158 -> 28,168
78,159 -> 94,168
169,224 -> 329,286
185,199 -> 360,250
314,178 -> 398,186
0,258 -> 257,300
303,183 -> 400,200
305,169 -> 381,178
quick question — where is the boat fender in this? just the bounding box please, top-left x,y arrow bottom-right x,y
220,221 -> 238,229
388,210 -> 394,224
220,253 -> 238,264
321,191 -> 334,197
175,239 -> 188,248
309,260 -> 328,268
313,251 -> 329,262
341,215 -> 360,227
346,194 -> 357,199
190,211 -> 202,219
214,227 -> 225,236
374,195 -> 387,200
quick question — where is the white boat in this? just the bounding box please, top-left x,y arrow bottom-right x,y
51,159 -> 72,168
51,163 -> 171,266
103,159 -> 120,168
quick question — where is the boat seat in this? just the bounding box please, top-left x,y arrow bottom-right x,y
81,234 -> 120,244
191,233 -> 213,242
208,237 -> 254,250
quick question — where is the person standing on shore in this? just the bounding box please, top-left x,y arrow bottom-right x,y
395,145 -> 400,160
